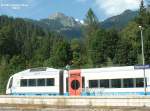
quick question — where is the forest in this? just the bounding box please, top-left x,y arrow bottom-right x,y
0,1 -> 150,94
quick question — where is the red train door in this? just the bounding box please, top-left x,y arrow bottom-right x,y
68,70 -> 82,96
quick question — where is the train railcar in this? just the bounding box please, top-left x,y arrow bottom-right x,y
6,67 -> 68,96
81,66 -> 150,96
6,66 -> 150,96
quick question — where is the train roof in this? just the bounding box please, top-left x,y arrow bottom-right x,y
81,66 -> 140,73
11,65 -> 150,77
12,67 -> 60,77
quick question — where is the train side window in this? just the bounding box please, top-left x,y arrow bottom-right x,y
100,79 -> 109,88
29,79 -> 36,86
20,79 -> 27,87
89,80 -> 98,88
9,77 -> 13,88
46,78 -> 54,86
111,79 -> 121,88
37,79 -> 45,86
136,78 -> 144,87
123,78 -> 134,88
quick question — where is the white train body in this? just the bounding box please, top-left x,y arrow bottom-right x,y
6,68 -> 68,95
6,66 -> 150,96
81,66 -> 150,96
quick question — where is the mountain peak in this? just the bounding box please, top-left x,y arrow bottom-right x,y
48,12 -> 80,27
48,12 -> 66,19
122,9 -> 133,14
123,9 -> 132,12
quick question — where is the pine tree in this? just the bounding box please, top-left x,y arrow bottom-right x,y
84,8 -> 100,67
138,0 -> 147,26
84,8 -> 99,35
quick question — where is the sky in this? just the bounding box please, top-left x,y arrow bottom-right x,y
0,0 -> 142,21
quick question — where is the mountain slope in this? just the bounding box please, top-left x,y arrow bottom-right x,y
101,10 -> 138,30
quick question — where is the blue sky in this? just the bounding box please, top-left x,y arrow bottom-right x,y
0,0 -> 141,21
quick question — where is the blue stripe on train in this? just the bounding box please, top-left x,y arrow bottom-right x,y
81,92 -> 150,96
11,92 -> 150,96
11,92 -> 69,96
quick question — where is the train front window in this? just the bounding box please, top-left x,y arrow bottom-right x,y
46,78 -> 54,86
123,78 -> 133,88
89,80 -> 98,88
136,78 -> 144,87
20,79 -> 27,87
29,79 -> 36,86
37,79 -> 45,86
9,77 -> 13,88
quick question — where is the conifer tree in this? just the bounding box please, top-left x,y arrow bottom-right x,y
84,8 -> 100,67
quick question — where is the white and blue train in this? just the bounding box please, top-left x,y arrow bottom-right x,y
6,65 -> 150,96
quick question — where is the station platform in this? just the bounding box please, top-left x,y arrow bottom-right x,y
0,95 -> 150,107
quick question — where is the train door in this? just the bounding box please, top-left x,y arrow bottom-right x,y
68,70 -> 82,96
